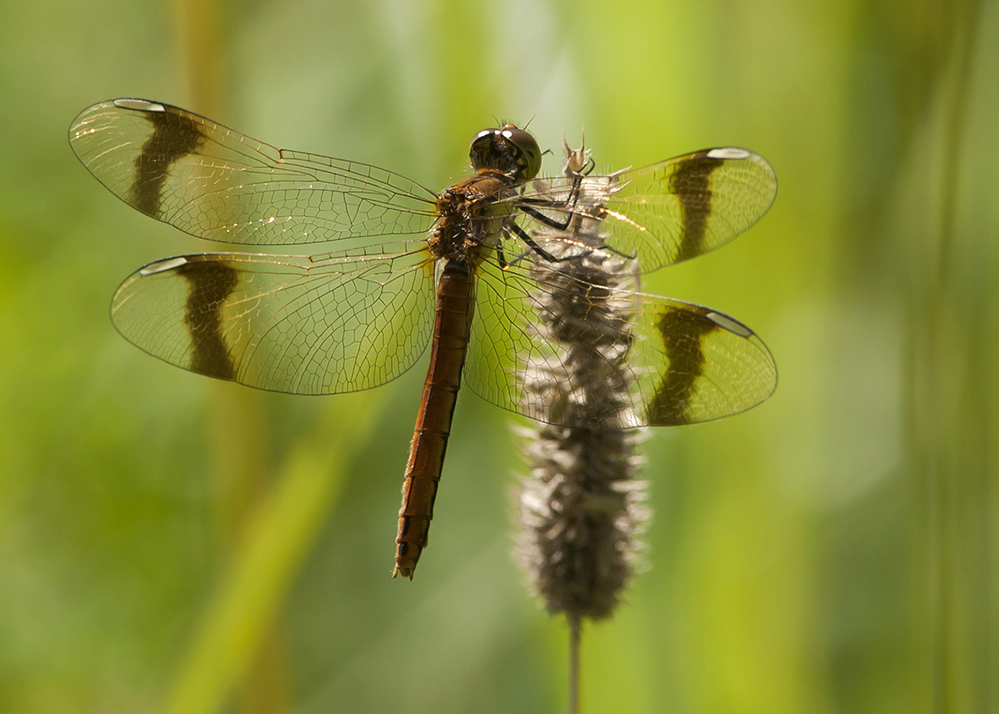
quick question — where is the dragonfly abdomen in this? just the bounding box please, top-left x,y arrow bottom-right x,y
394,259 -> 477,579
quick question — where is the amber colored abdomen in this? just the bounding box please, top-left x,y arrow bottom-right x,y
394,259 -> 476,579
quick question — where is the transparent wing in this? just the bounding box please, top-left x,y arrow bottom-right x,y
464,257 -> 776,428
499,147 -> 777,272
111,242 -> 436,395
69,99 -> 439,246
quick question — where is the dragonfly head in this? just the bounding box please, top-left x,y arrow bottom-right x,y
469,124 -> 542,182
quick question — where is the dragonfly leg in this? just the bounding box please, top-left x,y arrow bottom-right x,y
516,173 -> 585,231
506,221 -> 593,265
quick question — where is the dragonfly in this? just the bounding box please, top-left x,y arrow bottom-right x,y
69,99 -> 778,579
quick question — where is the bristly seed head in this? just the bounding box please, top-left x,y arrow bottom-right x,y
515,137 -> 650,620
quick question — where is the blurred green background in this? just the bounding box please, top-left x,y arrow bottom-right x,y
1,0 -> 995,712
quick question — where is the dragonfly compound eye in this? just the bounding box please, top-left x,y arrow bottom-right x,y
469,124 -> 542,181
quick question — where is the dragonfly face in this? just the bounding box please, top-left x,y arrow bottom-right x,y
468,124 -> 542,180
69,99 -> 778,578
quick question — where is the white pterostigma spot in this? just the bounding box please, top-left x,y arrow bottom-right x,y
706,311 -> 752,337
140,257 -> 188,276
114,99 -> 166,113
706,147 -> 751,160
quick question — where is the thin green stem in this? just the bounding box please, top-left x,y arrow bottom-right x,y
929,1 -> 982,712
568,615 -> 581,714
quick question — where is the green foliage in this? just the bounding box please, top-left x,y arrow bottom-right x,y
0,0 -> 995,712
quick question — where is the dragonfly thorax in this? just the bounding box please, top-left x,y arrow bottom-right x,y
431,174 -> 517,263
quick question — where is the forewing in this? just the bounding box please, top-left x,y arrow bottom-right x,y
70,99 -> 438,246
465,259 -> 776,428
503,148 -> 777,272
111,243 -> 436,394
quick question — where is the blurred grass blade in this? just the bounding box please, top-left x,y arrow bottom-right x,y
163,392 -> 384,714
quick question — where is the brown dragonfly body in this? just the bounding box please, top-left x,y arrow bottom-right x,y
396,260 -> 472,577
70,99 -> 778,580
396,156 -> 537,578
